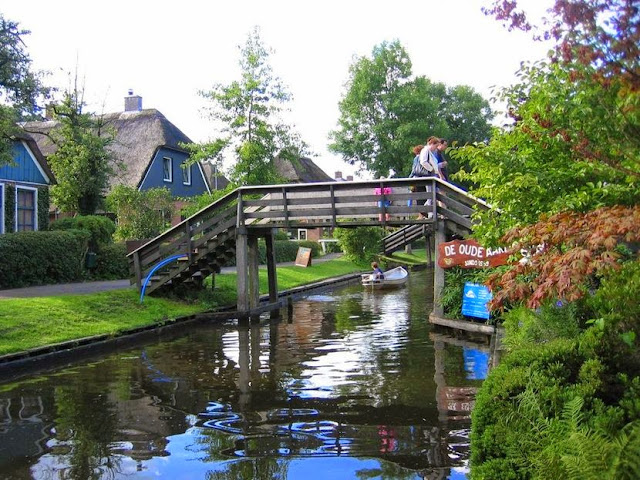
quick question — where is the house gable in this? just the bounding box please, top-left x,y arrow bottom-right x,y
0,140 -> 52,186
139,146 -> 211,196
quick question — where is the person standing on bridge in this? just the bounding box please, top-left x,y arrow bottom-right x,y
375,176 -> 392,221
413,137 -> 442,218
407,144 -> 424,208
435,138 -> 449,182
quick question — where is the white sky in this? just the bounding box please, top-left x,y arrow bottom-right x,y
3,0 -> 552,180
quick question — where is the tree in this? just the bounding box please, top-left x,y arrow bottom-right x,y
0,14 -> 48,165
487,205 -> 640,310
482,0 -> 640,180
106,186 -> 174,241
329,40 -> 493,178
185,26 -> 308,186
450,1 -> 639,243
46,82 -> 119,215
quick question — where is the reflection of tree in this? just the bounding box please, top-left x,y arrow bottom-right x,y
53,383 -> 120,479
205,458 -> 289,480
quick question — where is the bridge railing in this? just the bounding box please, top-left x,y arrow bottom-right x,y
237,177 -> 488,228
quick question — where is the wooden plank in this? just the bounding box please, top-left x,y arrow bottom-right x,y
436,192 -> 474,216
429,313 -> 497,335
439,207 -> 473,230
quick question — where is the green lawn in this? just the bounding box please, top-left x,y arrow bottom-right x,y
0,257 -> 365,356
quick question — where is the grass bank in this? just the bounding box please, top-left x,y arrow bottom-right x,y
0,257 -> 364,356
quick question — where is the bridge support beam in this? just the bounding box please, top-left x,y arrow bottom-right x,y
236,228 -> 279,315
236,228 -> 260,313
265,229 -> 279,304
433,220 -> 446,317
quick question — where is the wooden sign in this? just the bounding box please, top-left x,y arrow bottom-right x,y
438,239 -> 511,269
295,247 -> 312,267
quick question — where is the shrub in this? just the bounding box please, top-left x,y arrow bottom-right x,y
501,302 -> 582,350
333,225 -> 384,264
441,267 -> 492,320
106,185 -> 174,241
0,230 -> 88,288
50,215 -> 116,252
471,262 -> 640,479
92,242 -> 129,280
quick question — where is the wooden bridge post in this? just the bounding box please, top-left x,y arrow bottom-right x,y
433,219 -> 446,317
236,228 -> 249,312
236,227 -> 260,313
265,229 -> 279,304
247,233 -> 260,310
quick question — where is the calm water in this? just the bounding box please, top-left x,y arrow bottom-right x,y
0,270 -> 492,479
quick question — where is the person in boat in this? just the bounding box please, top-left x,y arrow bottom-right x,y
371,262 -> 385,280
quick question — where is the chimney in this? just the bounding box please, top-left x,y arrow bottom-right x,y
346,175 -> 353,181
335,171 -> 342,180
124,89 -> 142,112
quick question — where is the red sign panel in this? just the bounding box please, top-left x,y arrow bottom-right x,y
438,239 -> 511,269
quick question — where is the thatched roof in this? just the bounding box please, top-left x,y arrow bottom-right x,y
274,156 -> 333,183
22,109 -> 223,191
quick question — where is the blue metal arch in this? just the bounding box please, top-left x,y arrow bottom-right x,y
139,254 -> 188,303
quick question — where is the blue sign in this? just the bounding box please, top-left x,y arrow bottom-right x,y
461,282 -> 492,320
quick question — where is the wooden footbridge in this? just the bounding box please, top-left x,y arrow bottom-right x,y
127,177 -> 490,315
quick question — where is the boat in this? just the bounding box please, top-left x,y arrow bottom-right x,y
361,266 -> 408,289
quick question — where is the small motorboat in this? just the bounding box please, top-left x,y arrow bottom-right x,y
361,266 -> 408,289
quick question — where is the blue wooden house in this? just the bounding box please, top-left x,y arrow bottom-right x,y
23,93 -> 228,222
0,134 -> 55,234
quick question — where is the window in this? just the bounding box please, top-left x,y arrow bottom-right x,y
16,187 -> 37,231
182,163 -> 192,185
298,229 -> 308,241
163,157 -> 173,182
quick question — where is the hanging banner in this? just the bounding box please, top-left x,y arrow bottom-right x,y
437,239 -> 511,269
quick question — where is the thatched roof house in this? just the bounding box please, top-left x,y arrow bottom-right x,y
274,156 -> 333,183
22,93 -> 228,196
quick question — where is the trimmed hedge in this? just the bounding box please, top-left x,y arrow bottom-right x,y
50,215 -> 116,252
92,242 -> 129,280
0,230 -> 89,288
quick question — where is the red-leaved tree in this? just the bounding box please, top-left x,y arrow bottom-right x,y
488,205 -> 640,309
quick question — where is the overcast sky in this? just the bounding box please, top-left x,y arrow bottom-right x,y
4,0 -> 552,179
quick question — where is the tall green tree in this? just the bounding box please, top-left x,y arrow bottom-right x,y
329,40 -> 493,178
452,1 -> 640,244
47,83 -> 119,215
0,14 -> 48,165
185,26 -> 308,186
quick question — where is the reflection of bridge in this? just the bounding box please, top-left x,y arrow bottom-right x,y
127,178 -> 490,313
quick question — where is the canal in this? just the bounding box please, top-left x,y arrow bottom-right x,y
0,269 -> 493,479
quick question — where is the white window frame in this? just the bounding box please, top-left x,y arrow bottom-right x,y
182,163 -> 192,186
0,182 -> 4,234
15,185 -> 38,232
163,157 -> 173,183
298,229 -> 308,241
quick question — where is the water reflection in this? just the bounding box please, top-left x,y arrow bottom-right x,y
0,270 -> 495,479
